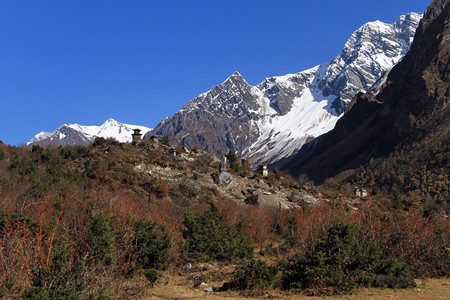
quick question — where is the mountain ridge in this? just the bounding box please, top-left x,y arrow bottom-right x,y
27,118 -> 152,147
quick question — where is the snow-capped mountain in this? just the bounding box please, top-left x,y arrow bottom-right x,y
147,13 -> 422,167
27,118 -> 152,147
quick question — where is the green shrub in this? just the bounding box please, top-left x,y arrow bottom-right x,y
183,203 -> 253,261
0,211 -> 38,229
143,268 -> 159,285
223,259 -> 278,290
86,212 -> 116,266
225,150 -> 240,172
91,137 -> 108,147
159,136 -> 171,146
23,238 -> 86,300
282,221 -> 415,294
0,281 -> 13,298
9,152 -> 37,175
59,145 -> 88,160
373,259 -> 415,288
132,218 -> 171,269
32,145 -> 52,162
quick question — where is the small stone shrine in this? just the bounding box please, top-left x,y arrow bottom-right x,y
262,165 -> 268,177
132,129 -> 142,143
355,187 -> 368,198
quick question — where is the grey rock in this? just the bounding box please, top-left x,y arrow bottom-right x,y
216,171 -> 232,187
147,143 -> 159,151
213,162 -> 233,187
255,194 -> 279,208
291,192 -> 319,206
190,274 -> 201,281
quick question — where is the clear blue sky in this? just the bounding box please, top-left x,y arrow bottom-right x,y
0,0 -> 430,146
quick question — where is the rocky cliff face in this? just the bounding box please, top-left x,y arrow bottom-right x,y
147,13 -> 422,166
282,0 -> 449,183
148,71 -> 272,156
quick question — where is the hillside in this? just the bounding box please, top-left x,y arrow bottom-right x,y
1,134 -> 449,298
282,0 -> 449,204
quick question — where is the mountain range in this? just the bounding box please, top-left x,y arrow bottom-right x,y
145,12 -> 422,167
27,118 -> 152,147
28,12 -> 424,170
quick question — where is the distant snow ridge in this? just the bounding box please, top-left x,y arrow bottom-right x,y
147,13 -> 422,167
27,118 -> 152,147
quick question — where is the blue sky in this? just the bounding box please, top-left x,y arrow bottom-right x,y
0,0 -> 430,146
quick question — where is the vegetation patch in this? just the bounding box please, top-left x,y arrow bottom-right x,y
222,259 -> 279,291
182,203 -> 254,261
131,218 -> 172,270
282,221 -> 416,294
0,140 -> 447,298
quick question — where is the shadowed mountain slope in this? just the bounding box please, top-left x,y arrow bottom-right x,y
282,0 -> 449,190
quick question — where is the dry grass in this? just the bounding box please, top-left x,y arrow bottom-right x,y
127,263 -> 450,300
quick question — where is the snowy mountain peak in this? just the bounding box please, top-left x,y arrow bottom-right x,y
222,71 -> 247,86
394,12 -> 423,50
396,12 -> 423,26
28,131 -> 52,145
28,119 -> 152,147
103,118 -> 121,126
231,71 -> 242,77
313,12 -> 422,115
